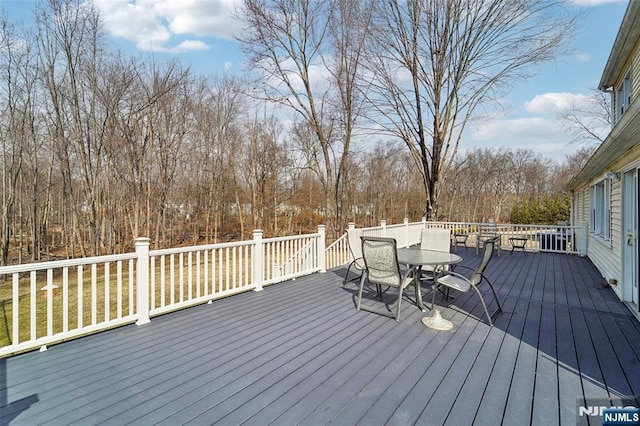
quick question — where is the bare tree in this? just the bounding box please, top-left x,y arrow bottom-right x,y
36,0 -> 110,256
117,59 -> 190,244
241,116 -> 285,232
188,74 -> 245,243
557,88 -> 611,145
0,15 -> 26,264
363,0 -> 577,220
236,0 -> 371,238
552,145 -> 596,192
324,0 -> 373,233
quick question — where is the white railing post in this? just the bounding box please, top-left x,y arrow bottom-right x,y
135,237 -> 151,325
253,229 -> 264,291
317,225 -> 326,273
403,218 -> 409,247
381,220 -> 387,237
580,222 -> 588,256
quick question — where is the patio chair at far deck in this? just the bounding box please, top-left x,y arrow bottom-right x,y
476,223 -> 501,256
357,236 -> 417,322
433,236 -> 503,326
419,227 -> 455,300
419,228 -> 453,280
343,228 -> 366,285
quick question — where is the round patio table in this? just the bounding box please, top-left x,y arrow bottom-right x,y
396,247 -> 463,330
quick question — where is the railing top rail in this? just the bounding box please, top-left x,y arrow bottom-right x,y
150,240 -> 253,256
0,252 -> 138,275
385,223 -> 408,229
326,234 -> 346,250
263,232 -> 319,244
426,221 -> 581,229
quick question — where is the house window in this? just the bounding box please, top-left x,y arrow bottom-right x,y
616,70 -> 631,120
590,179 -> 611,240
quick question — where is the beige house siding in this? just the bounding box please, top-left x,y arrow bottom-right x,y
588,237 -> 620,296
572,179 -> 617,296
633,46 -> 640,100
570,2 -> 640,308
576,146 -> 640,301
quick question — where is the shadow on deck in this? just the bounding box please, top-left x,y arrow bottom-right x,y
2,251 -> 639,425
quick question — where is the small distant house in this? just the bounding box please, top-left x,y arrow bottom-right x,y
568,1 -> 639,318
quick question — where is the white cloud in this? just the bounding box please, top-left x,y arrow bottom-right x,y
575,53 -> 591,63
152,0 -> 240,38
523,92 -> 591,115
269,57 -> 332,93
94,0 -> 170,50
92,0 -> 240,53
467,116 -> 576,162
467,107 -> 605,162
472,117 -> 563,143
169,40 -> 210,53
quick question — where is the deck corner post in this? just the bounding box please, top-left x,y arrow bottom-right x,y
381,220 -> 387,237
317,225 -> 326,273
403,218 -> 409,247
579,222 -> 588,256
135,237 -> 151,325
253,229 -> 264,291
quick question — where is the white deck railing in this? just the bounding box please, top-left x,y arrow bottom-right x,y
422,221 -> 587,256
0,227 -> 326,357
1,219 -> 586,357
324,219 -> 587,269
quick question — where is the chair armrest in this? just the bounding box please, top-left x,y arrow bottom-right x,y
438,270 -> 469,281
436,270 -> 472,292
448,264 -> 472,274
401,266 -> 418,288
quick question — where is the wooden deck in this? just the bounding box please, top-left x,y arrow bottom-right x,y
2,250 -> 639,425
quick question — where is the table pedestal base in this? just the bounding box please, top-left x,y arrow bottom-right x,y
421,309 -> 454,331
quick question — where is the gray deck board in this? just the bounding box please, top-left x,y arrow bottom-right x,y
501,298 -> 541,424
443,297 -> 517,426
2,252 -> 640,425
532,302 -> 559,426
556,305 -> 583,425
606,317 -> 640,406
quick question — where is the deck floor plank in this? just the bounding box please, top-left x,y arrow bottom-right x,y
556,305 -> 584,425
501,299 -> 542,424
440,298 -> 518,425
2,252 -> 640,426
582,310 -> 635,406
468,296 -> 529,425
570,309 -> 611,409
531,302 -> 559,426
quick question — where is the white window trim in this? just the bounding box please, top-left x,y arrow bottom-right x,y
589,178 -> 611,242
616,69 -> 632,121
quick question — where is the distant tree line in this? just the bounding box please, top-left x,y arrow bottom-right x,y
0,0 -> 589,266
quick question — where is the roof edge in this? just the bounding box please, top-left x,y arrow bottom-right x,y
598,1 -> 640,90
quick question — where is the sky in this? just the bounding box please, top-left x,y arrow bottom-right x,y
0,0 -> 631,164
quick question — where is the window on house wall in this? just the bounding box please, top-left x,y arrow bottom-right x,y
590,179 -> 611,240
616,69 -> 632,121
